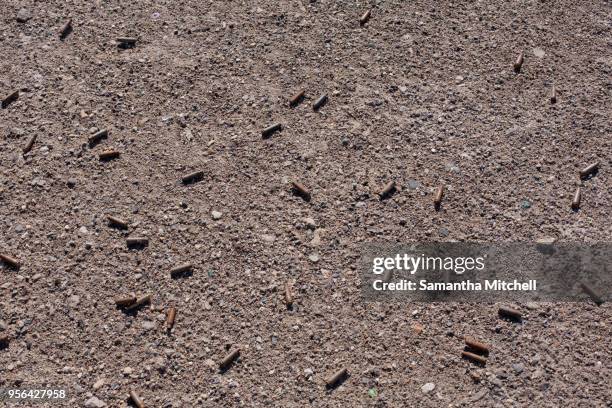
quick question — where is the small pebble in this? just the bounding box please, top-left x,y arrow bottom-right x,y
421,383 -> 435,394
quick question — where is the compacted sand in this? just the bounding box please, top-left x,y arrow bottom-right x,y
1,0 -> 610,406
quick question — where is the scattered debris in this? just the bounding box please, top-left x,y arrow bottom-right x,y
571,187 -> 581,210
434,185 -> 444,209
59,19 -> 72,40
262,123 -> 282,138
182,171 -> 204,184
291,181 -> 311,201
108,215 -> 128,229
359,10 -> 371,26
117,37 -> 137,48
126,294 -> 151,311
219,348 -> 240,370
115,295 -> 137,308
580,282 -> 604,305
284,282 -> 293,307
289,89 -> 305,107
23,135 -> 37,154
166,307 -> 177,331
89,129 -> 108,146
0,253 -> 20,269
465,337 -> 490,354
513,51 -> 524,73
313,94 -> 328,111
462,351 -> 487,365
498,306 -> 522,321
579,162 -> 599,179
170,263 -> 192,278
129,390 -> 145,408
379,181 -> 396,200
126,237 -> 149,248
99,150 -> 120,160
1,90 -> 19,109
421,382 -> 435,393
325,367 -> 348,388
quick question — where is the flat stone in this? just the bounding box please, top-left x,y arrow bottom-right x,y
421,382 -> 435,393
84,396 -> 107,408
16,9 -> 32,23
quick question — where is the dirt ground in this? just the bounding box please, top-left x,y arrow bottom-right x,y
1,0 -> 611,407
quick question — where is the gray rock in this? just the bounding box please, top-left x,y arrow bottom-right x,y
303,217 -> 316,229
421,383 -> 435,393
16,9 -> 32,23
142,321 -> 156,331
211,210 -> 222,220
261,234 -> 276,243
84,396 -> 106,408
407,180 -> 420,190
512,363 -> 524,374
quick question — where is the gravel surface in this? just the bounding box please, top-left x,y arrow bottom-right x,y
1,0 -> 611,407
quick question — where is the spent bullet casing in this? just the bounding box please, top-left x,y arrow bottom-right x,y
379,181 -> 396,199
571,188 -> 581,210
434,185 -> 444,206
219,349 -> 240,369
325,367 -> 348,387
580,282 -> 603,305
462,351 -> 487,365
126,294 -> 151,311
579,162 -> 599,179
262,123 -> 282,138
59,19 -> 72,39
181,171 -> 204,184
129,390 -> 145,408
284,283 -> 293,306
291,181 -> 311,200
0,253 -> 21,268
313,94 -> 328,111
99,150 -> 120,160
464,337 -> 490,353
513,52 -> 524,73
118,37 -> 137,45
289,89 -> 305,106
23,135 -> 37,154
166,307 -> 177,330
115,295 -> 137,308
2,90 -> 19,109
89,129 -> 108,145
550,85 -> 557,104
498,306 -> 521,320
170,263 -> 192,277
359,10 -> 371,25
108,216 -> 128,229
127,237 -> 149,247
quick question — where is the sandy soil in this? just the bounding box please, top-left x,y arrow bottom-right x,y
1,0 -> 610,406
